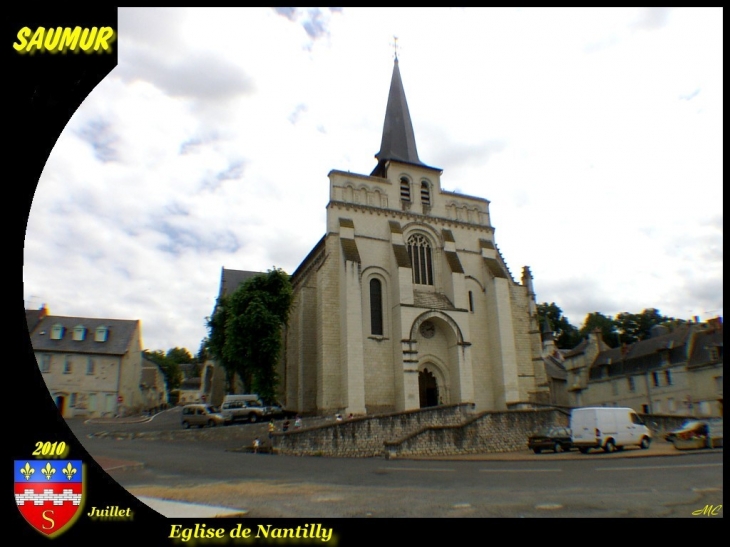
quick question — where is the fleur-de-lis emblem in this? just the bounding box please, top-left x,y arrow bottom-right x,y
62,462 -> 77,480
20,462 -> 35,481
41,462 -> 56,480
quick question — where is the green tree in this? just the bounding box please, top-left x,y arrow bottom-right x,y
166,347 -> 198,378
143,349 -> 183,391
614,308 -> 680,344
207,267 -> 293,403
206,294 -> 235,392
537,302 -> 582,350
579,312 -> 619,347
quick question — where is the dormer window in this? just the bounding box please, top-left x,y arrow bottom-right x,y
95,325 -> 109,342
50,323 -> 65,340
400,177 -> 411,201
420,181 -> 430,206
73,325 -> 87,341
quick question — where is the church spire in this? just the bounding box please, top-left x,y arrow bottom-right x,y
371,57 -> 430,176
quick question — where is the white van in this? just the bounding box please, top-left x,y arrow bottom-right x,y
570,407 -> 652,453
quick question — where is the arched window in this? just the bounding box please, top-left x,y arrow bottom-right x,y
369,279 -> 383,335
407,234 -> 433,285
420,181 -> 430,205
400,177 -> 411,202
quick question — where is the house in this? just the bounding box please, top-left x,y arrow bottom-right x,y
556,317 -> 723,417
28,308 -> 146,418
280,57 -> 548,416
176,377 -> 203,405
140,354 -> 169,412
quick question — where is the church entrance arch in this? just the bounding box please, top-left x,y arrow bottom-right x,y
418,368 -> 439,408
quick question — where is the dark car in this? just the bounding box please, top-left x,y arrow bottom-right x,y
528,426 -> 573,454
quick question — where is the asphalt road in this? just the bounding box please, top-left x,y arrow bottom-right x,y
64,409 -> 724,518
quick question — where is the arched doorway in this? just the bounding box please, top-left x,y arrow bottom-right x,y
418,368 -> 439,408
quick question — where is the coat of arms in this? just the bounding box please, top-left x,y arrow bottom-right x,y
14,460 -> 84,537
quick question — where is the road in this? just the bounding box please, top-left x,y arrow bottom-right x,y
64,408 -> 724,518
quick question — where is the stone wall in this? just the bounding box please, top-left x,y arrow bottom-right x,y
275,403 -> 476,457
274,406 -> 695,459
275,404 -> 572,458
384,408 -> 568,459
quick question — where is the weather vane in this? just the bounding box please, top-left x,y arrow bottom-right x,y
392,35 -> 399,60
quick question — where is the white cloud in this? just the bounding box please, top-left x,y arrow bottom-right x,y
23,7 -> 723,352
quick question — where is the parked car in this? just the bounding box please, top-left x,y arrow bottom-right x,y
664,420 -> 695,443
667,418 -> 723,450
181,404 -> 229,428
221,398 -> 268,423
527,426 -> 573,454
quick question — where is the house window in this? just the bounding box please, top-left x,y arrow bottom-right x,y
708,347 -> 719,361
40,355 -> 51,373
73,325 -> 86,341
627,376 -> 636,392
86,358 -> 95,375
407,234 -> 433,286
654,400 -> 662,414
468,291 -> 474,312
665,370 -> 672,386
370,278 -> 383,336
70,393 -> 77,407
51,323 -> 65,340
668,397 -> 676,412
420,181 -> 430,205
63,358 -> 72,374
642,403 -> 650,414
652,371 -> 660,387
400,177 -> 411,202
95,326 -> 109,342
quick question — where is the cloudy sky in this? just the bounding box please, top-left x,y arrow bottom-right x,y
23,7 -> 723,355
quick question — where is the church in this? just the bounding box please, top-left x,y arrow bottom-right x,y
280,57 -> 549,416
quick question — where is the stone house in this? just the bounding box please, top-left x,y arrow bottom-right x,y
554,317 -> 723,417
28,307 -> 146,418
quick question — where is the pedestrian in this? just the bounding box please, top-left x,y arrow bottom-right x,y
253,437 -> 260,454
335,413 -> 343,422
294,415 -> 302,429
347,413 -> 354,420
283,419 -> 290,432
268,420 -> 276,442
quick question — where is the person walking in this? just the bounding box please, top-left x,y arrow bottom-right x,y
268,420 -> 276,453
252,437 -> 260,454
294,415 -> 302,429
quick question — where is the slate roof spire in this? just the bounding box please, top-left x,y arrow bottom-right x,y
371,57 -> 435,176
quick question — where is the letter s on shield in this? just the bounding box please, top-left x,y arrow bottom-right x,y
15,460 -> 85,537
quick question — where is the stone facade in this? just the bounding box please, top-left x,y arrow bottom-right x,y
559,319 -> 724,418
282,58 -> 548,417
28,309 -> 146,418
